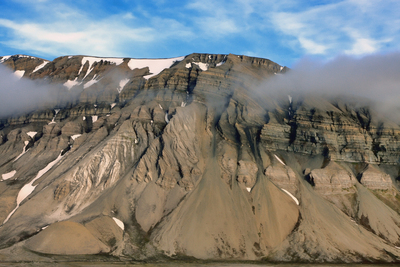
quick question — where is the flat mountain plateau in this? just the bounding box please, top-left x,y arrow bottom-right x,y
1,53 -> 400,263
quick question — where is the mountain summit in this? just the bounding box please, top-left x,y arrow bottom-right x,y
0,53 -> 400,263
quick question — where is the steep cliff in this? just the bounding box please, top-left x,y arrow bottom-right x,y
0,53 -> 400,263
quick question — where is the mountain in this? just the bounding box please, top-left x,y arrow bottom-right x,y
0,53 -> 400,263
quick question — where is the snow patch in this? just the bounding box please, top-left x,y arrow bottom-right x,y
27,131 -> 37,138
49,109 -> 60,124
14,70 -> 25,79
280,66 -> 284,71
274,154 -> 286,166
3,153 -> 63,224
71,134 -> 81,140
282,189 -> 299,205
246,187 -> 252,192
117,78 -> 130,93
288,95 -> 292,103
181,102 -> 186,107
83,78 -> 98,89
83,116 -> 86,121
192,62 -> 209,71
92,116 -> 98,123
165,112 -> 169,123
350,219 -> 358,225
128,56 -> 184,79
32,61 -> 49,73
0,55 -> 11,63
185,62 -> 191,68
63,79 -> 80,90
216,61 -> 225,67
14,141 -> 29,162
81,56 -> 124,79
113,217 -> 124,231
111,103 -> 117,109
1,170 -> 16,181
159,104 -> 163,110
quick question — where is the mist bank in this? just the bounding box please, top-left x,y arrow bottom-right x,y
260,52 -> 400,124
0,65 -> 75,118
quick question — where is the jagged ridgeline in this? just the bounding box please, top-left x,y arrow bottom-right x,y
0,53 -> 400,263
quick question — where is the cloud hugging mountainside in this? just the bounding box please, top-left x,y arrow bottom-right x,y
1,53 -> 400,263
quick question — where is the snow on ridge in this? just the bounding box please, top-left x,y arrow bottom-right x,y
81,56 -> 124,79
14,70 -> 25,79
1,170 -> 16,181
1,55 -> 39,63
128,56 -> 185,79
0,55 -> 11,63
32,61 -> 49,73
15,55 -> 33,58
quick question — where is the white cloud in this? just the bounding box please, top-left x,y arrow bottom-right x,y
122,12 -> 135,20
298,37 -> 327,54
0,2 -> 196,58
0,17 -> 155,57
343,28 -> 392,56
268,0 -> 400,57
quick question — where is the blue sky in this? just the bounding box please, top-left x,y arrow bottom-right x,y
0,0 -> 399,67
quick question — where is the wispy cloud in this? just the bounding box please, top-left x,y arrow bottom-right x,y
0,1 -> 190,58
269,0 -> 400,57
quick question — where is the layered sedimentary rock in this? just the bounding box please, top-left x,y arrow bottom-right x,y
0,53 -> 400,263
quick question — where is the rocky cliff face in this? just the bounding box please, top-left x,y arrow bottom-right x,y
0,53 -> 400,263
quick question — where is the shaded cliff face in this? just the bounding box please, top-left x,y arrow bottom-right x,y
0,53 -> 400,263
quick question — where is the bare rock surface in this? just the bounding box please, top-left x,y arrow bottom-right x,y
309,161 -> 356,194
359,164 -> 393,190
25,221 -> 110,254
0,53 -> 400,263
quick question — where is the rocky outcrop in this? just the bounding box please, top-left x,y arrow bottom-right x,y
359,164 -> 393,190
309,161 -> 356,194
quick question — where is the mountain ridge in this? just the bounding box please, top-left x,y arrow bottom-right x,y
0,53 -> 400,263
